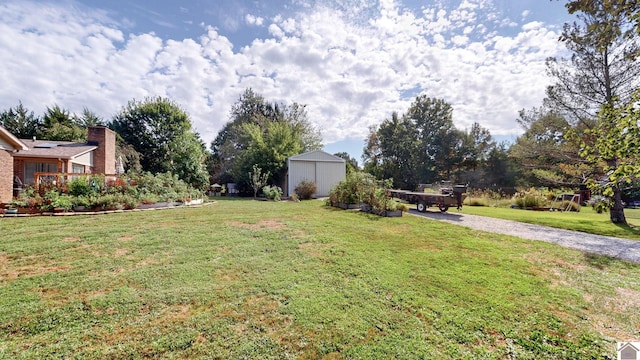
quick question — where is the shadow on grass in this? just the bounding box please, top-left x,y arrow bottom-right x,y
584,252 -> 639,270
614,222 -> 640,238
583,253 -> 617,269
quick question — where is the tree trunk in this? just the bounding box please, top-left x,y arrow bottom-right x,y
609,186 -> 627,224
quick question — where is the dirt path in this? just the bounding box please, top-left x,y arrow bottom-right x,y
409,209 -> 640,264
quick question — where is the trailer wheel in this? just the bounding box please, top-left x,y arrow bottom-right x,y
417,202 -> 427,212
438,204 -> 449,212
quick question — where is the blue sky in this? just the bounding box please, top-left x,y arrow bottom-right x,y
0,0 -> 572,161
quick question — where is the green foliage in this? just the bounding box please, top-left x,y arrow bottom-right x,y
333,152 -> 359,175
328,172 -> 376,205
249,164 -> 270,198
363,96 -> 499,189
110,97 -> 209,189
463,188 -> 514,208
294,180 -> 317,200
513,188 -> 549,209
40,189 -> 73,211
41,105 -> 86,141
261,185 -> 282,201
67,176 -> 93,197
510,108 -> 588,187
588,195 -> 613,214
547,0 -> 640,125
0,102 -> 41,138
569,92 -> 640,223
211,88 -> 322,193
9,172 -> 204,213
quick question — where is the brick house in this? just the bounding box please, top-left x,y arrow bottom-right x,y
0,125 -> 116,203
0,126 -> 28,203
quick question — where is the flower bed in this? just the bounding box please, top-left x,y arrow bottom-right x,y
3,172 -> 205,215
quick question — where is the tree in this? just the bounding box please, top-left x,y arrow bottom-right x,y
236,120 -> 303,188
0,102 -> 41,139
547,0 -> 640,125
77,108 -> 105,127
366,112 -> 420,189
110,97 -> 209,189
249,164 -> 270,199
485,143 -> 519,188
362,97 -> 493,189
407,96 -> 459,182
211,89 -> 322,193
550,0 -> 640,223
574,93 -> 640,224
453,122 -> 495,182
39,105 -> 85,141
510,107 -> 591,186
333,152 -> 360,175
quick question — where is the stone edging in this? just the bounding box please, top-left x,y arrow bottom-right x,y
0,201 -> 215,218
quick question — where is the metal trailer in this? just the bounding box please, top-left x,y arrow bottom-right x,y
390,185 -> 467,213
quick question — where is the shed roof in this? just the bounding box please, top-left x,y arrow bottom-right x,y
13,139 -> 96,160
288,150 -> 346,163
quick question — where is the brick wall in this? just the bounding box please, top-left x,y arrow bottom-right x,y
88,126 -> 116,175
0,150 -> 13,203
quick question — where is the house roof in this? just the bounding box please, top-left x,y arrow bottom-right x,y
0,125 -> 28,151
288,150 -> 346,163
13,139 -> 97,160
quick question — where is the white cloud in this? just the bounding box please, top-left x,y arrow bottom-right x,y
0,0 -> 568,148
245,14 -> 264,26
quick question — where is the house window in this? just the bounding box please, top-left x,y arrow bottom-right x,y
72,164 -> 85,173
24,162 -> 58,185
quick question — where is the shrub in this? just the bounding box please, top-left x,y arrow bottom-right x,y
262,185 -> 283,201
68,176 -> 91,197
396,202 -> 410,212
72,196 -> 91,209
588,195 -> 611,214
559,200 -> 581,212
513,188 -> 548,209
295,180 -> 318,200
329,172 -> 376,205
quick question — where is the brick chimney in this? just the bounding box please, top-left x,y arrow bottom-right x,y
87,126 -> 116,175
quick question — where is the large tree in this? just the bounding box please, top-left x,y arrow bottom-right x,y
0,102 -> 41,139
363,96 -> 495,189
210,88 -> 322,193
510,107 -> 591,187
408,96 -> 458,183
576,95 -> 640,223
363,112 -> 419,189
110,97 -> 209,189
547,0 -> 640,125
549,0 -> 640,223
40,105 -> 86,141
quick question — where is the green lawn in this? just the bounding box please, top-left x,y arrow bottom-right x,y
1,199 -> 638,359
460,205 -> 640,240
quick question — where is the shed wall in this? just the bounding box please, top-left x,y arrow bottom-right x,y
288,160 -> 345,198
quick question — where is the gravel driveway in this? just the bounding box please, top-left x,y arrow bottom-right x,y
409,209 -> 640,264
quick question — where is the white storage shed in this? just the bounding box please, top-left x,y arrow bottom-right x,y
287,150 -> 346,198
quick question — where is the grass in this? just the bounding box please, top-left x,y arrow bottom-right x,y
460,205 -> 640,240
1,198 -> 639,359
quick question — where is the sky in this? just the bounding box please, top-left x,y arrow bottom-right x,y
0,0 -> 573,161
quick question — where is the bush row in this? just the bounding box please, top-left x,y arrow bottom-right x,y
7,172 -> 205,212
